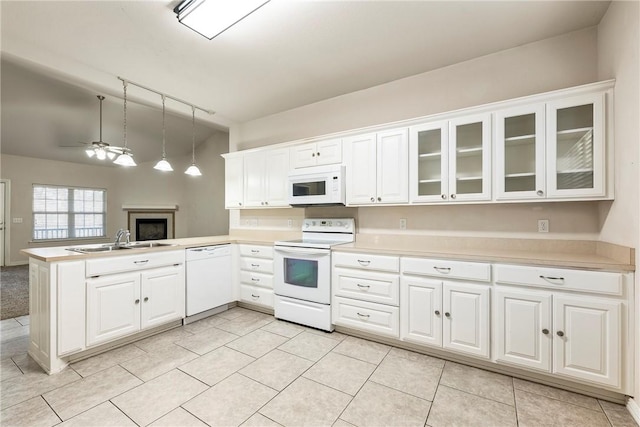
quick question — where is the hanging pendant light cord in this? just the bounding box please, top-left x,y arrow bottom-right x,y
162,95 -> 167,158
191,106 -> 196,164
122,81 -> 128,150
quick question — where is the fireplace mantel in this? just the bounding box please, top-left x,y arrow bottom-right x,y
122,204 -> 179,211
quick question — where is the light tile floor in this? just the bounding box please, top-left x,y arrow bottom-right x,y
1,308 -> 638,427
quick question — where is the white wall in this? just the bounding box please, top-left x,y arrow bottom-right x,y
1,130 -> 228,264
596,0 -> 640,403
230,27 -> 602,239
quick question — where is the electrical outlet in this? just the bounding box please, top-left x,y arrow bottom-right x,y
399,218 -> 407,230
287,219 -> 293,228
538,219 -> 549,233
12,217 -> 23,223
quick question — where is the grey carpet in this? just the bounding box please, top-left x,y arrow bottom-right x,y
1,265 -> 29,320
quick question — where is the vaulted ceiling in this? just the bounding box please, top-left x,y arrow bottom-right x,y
1,1 -> 611,166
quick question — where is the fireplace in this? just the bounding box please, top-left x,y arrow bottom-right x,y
136,218 -> 168,241
125,207 -> 176,242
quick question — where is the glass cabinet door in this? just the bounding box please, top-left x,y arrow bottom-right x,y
448,113 -> 491,201
547,93 -> 605,198
495,104 -> 546,200
409,121 -> 448,202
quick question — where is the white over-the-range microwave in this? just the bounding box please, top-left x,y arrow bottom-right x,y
288,164 -> 346,206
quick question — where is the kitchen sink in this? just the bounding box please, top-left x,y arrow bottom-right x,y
67,244 -> 132,253
67,242 -> 177,253
125,242 -> 177,249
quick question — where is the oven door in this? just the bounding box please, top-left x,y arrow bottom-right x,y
274,246 -> 331,304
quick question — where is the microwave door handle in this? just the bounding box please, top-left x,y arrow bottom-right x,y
274,247 -> 329,256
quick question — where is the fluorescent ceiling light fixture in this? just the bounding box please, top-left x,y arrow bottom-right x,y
175,0 -> 270,40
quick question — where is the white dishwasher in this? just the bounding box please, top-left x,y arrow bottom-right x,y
186,244 -> 232,317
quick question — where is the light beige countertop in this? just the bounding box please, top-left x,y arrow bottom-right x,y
21,232 -> 635,272
333,234 -> 635,272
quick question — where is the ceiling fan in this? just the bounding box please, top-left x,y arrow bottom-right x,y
64,95 -> 128,160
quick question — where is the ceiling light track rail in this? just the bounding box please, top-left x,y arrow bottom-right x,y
116,76 -> 215,116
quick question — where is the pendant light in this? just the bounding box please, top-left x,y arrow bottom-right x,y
153,95 -> 173,171
184,106 -> 202,176
114,80 -> 137,167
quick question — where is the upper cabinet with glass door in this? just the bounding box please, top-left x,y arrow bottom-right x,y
409,121 -> 448,203
495,104 -> 546,200
547,93 -> 605,198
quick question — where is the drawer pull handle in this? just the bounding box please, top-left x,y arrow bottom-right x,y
357,260 -> 371,266
134,260 -> 149,265
251,263 -> 260,268
540,275 -> 564,283
251,278 -> 260,282
356,312 -> 370,318
542,329 -> 549,335
435,310 -> 440,315
251,249 -> 259,253
556,330 -> 565,337
444,312 -> 451,318
433,267 -> 451,273
356,284 -> 370,289
251,294 -> 260,299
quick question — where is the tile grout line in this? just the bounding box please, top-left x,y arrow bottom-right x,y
38,394 -> 63,425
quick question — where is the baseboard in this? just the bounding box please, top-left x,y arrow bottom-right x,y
628,397 -> 640,424
3,261 -> 28,267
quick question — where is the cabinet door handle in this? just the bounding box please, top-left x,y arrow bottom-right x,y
441,194 -> 446,200
542,328 -> 549,335
370,197 -> 375,202
356,312 -> 370,318
312,153 -> 316,157
265,201 -> 269,205
450,194 -> 457,199
540,275 -> 564,283
134,260 -> 149,265
238,202 -> 242,206
356,283 -> 370,289
444,312 -> 451,318
251,294 -> 260,298
556,330 -> 565,337
377,197 -> 381,202
536,190 -> 544,196
317,152 -> 320,156
135,299 -> 140,304
357,260 -> 371,266
435,310 -> 440,315
144,297 -> 149,302
433,266 -> 451,274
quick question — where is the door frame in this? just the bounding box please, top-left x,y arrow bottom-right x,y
0,179 -> 10,267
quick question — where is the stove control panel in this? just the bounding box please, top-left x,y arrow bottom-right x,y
302,218 -> 355,233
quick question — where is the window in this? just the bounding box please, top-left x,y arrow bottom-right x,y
33,185 -> 106,241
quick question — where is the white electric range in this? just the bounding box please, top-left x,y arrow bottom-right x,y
273,218 -> 355,331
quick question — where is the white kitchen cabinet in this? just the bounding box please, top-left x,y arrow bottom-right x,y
400,275 -> 490,358
494,104 -> 546,200
409,114 -> 491,203
344,128 -> 408,205
86,263 -> 184,347
291,138 -> 342,168
243,148 -> 290,207
547,92 -> 605,198
86,272 -> 141,346
224,155 -> 244,208
239,244 -> 274,309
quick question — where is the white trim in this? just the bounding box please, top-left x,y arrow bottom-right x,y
1,179 -> 11,267
627,398 -> 640,425
122,204 -> 178,211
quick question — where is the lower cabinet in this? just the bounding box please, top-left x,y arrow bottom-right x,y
495,286 -> 622,388
86,264 -> 184,347
238,244 -> 274,309
400,275 -> 491,359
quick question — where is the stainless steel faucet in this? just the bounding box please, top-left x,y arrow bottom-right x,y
115,228 -> 131,246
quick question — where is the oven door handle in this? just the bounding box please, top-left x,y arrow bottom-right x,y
274,247 -> 330,256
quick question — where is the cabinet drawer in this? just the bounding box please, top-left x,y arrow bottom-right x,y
333,252 -> 399,273
494,264 -> 623,296
240,270 -> 273,289
333,268 -> 399,306
239,257 -> 274,274
239,244 -> 274,259
402,257 -> 490,282
240,284 -> 274,308
86,250 -> 184,277
332,296 -> 399,337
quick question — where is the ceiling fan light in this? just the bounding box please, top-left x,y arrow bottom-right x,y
107,151 -> 117,160
154,158 -> 173,172
86,149 -> 96,158
114,152 -> 136,167
96,147 -> 107,160
184,163 -> 202,176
